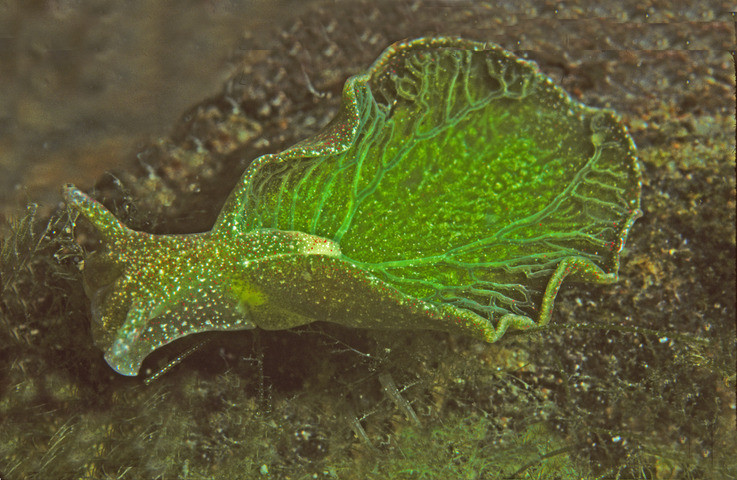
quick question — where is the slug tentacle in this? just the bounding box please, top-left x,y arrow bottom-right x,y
63,185 -> 133,244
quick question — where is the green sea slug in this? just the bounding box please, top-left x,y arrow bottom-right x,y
64,36 -> 641,376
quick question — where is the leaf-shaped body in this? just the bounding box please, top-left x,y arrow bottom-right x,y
65,37 -> 641,376
218,37 -> 641,334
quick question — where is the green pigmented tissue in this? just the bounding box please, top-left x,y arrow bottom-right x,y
64,37 -> 641,376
